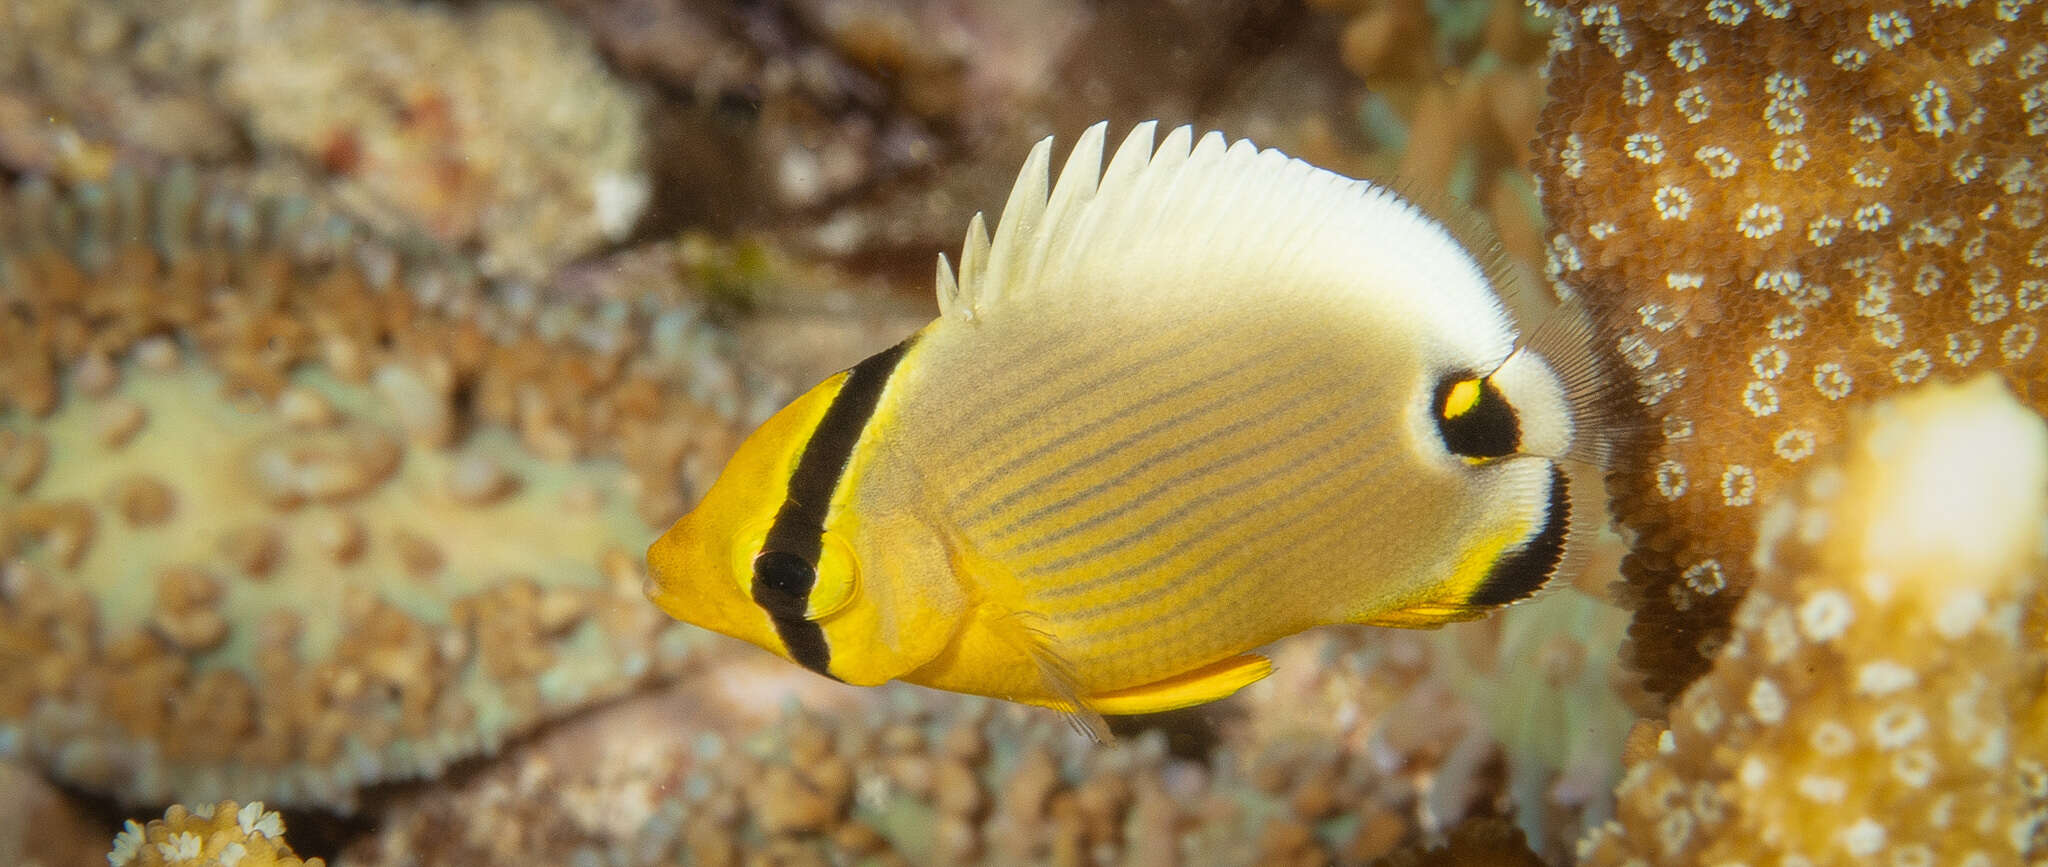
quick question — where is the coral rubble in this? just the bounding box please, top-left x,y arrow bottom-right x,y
1536,0 -> 2048,704
0,168 -> 752,809
1579,376 -> 2048,865
0,0 -> 242,176
340,648 -> 1498,867
108,800 -> 323,867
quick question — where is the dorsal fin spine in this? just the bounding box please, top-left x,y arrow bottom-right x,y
935,252 -> 963,320
982,137 -> 1053,309
1115,126 -> 1193,250
957,211 -> 991,316
1028,122 -> 1108,287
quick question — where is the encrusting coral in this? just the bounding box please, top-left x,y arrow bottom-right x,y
1535,0 -> 2048,704
0,167 -> 756,809
0,0 -> 649,280
1577,375 -> 2048,865
107,800 -> 323,867
218,0 -> 650,280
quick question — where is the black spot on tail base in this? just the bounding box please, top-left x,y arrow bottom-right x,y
1467,465 -> 1570,607
1434,373 -> 1520,460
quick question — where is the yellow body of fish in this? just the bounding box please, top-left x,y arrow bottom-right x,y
647,122 -> 1603,735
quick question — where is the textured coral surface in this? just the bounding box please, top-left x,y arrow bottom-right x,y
1537,0 -> 2048,703
1580,375 -> 2048,866
0,171 -> 748,809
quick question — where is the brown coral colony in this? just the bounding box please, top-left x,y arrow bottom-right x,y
1538,0 -> 2048,704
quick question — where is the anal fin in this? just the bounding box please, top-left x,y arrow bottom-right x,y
1358,603 -> 1492,629
1087,653 -> 1273,716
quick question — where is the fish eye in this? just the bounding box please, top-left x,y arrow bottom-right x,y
751,550 -> 815,614
1433,373 -> 1520,462
734,523 -> 858,622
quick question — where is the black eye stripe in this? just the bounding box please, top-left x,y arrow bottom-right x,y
751,336 -> 915,681
1434,373 -> 1520,460
765,340 -> 912,563
754,549 -> 833,676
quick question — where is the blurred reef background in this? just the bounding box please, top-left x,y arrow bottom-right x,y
1,0 -> 2043,864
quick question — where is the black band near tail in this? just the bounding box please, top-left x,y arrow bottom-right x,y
754,337 -> 914,679
1467,465 -> 1570,607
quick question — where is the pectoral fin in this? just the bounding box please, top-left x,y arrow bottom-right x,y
1087,653 -> 1273,716
1015,628 -> 1113,743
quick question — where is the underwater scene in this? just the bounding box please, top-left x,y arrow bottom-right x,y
2,0 -> 2045,864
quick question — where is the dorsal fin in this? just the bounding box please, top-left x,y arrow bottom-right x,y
932,122 -> 1517,362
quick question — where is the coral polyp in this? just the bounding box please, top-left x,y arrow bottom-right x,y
108,800 -> 322,867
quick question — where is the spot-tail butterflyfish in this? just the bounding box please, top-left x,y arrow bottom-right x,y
646,121 -> 1613,739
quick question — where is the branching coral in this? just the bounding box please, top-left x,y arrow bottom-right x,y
0,168 -> 755,809
1535,0 -> 2048,704
108,800 -> 323,867
1316,0 -> 1554,267
1578,375 -> 2048,865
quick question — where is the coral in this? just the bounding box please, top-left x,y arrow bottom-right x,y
1316,0 -> 1554,268
1437,584 -> 1636,861
108,800 -> 323,867
335,625 -> 1567,867
552,232 -> 939,392
0,0 -> 645,280
0,0 -> 241,177
554,0 -> 1385,272
1578,375 -> 2048,866
0,167 -> 756,809
1535,0 -> 2048,704
550,0 -> 1025,255
217,0 -> 648,280
1374,817 -> 1547,866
